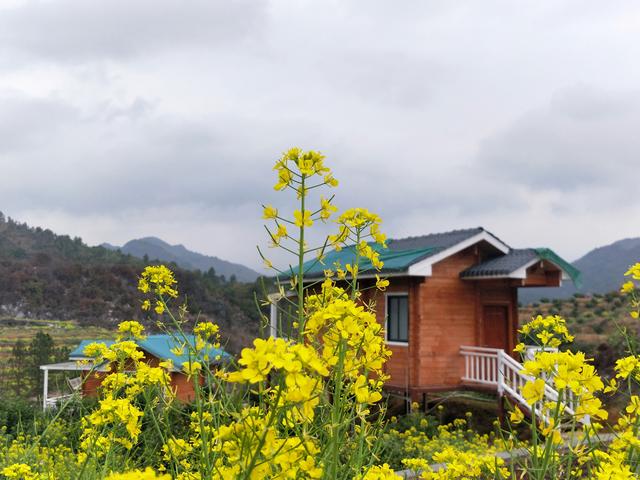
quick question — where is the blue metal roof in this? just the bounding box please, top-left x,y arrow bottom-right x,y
69,334 -> 230,368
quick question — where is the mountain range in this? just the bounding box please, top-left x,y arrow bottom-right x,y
519,237 -> 640,304
102,237 -> 260,283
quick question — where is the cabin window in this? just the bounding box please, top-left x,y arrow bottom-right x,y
386,294 -> 409,343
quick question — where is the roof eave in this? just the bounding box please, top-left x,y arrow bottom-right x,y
407,230 -> 510,276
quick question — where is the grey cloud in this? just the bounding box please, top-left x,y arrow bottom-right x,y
550,85 -> 639,120
322,51 -> 446,109
0,93 -> 78,153
0,0 -> 266,62
3,1 -> 640,267
476,85 -> 640,193
0,93 -> 275,214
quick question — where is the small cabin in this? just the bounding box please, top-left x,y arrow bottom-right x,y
270,227 -> 578,401
40,334 -> 229,409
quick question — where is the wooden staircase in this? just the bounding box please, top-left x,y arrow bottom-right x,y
460,346 -> 587,426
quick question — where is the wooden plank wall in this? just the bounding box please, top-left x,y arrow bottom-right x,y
416,249 -> 479,388
370,245 -> 520,394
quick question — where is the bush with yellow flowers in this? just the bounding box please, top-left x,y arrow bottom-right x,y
1,148 -> 395,479
5,148 -> 640,480
380,412 -> 511,476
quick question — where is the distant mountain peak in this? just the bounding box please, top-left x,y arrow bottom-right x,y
133,236 -> 171,247
111,237 -> 260,282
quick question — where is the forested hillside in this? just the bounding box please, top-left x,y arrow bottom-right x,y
0,212 -> 264,353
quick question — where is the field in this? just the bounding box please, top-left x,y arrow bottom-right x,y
519,290 -> 637,374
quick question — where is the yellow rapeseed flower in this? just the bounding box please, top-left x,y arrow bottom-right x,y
183,361 -> 202,378
1,464 -> 39,480
621,280 -> 635,294
375,275 -> 389,291
105,468 -> 171,480
521,378 -> 546,405
510,408 -> 525,424
293,209 -> 313,228
117,320 -> 145,340
262,204 -> 278,219
138,265 -> 178,298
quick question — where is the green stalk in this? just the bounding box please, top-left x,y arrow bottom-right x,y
297,174 -> 306,337
324,340 -> 348,479
538,389 -> 564,478
350,229 -> 362,301
241,383 -> 284,479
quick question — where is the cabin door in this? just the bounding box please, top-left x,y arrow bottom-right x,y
482,305 -> 509,350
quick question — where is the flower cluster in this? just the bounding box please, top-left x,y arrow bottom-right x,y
105,468 -> 170,480
79,324 -> 173,462
614,354 -> 640,382
273,147 -> 337,192
377,414 -> 511,478
81,398 -> 144,452
304,280 -> 391,394
138,265 -> 178,314
418,446 -> 508,479
516,314 -> 574,351
117,320 -> 146,340
520,348 -> 606,423
621,262 -> 640,319
1,463 -> 40,480
354,463 -> 398,479
193,321 -> 221,348
226,336 -> 328,423
0,432 -> 78,479
210,407 -> 323,479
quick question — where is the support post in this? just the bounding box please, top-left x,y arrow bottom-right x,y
497,393 -> 505,426
269,294 -> 279,338
497,350 -> 505,397
496,350 -> 505,426
42,367 -> 49,411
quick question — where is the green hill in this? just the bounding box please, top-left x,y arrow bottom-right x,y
0,212 -> 264,355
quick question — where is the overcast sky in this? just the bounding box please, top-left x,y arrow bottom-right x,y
1,0 -> 640,272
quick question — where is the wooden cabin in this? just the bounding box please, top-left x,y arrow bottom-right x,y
271,227 -> 578,401
40,334 -> 229,409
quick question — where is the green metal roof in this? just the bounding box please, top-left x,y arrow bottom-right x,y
535,247 -> 582,288
279,227 -> 580,286
287,243 -> 440,279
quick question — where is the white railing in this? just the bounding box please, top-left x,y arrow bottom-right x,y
44,393 -> 75,409
460,346 -> 501,386
460,345 -> 586,425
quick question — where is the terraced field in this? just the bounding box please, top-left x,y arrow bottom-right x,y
0,317 -> 113,382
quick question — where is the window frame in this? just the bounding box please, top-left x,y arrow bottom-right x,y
385,292 -> 409,345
